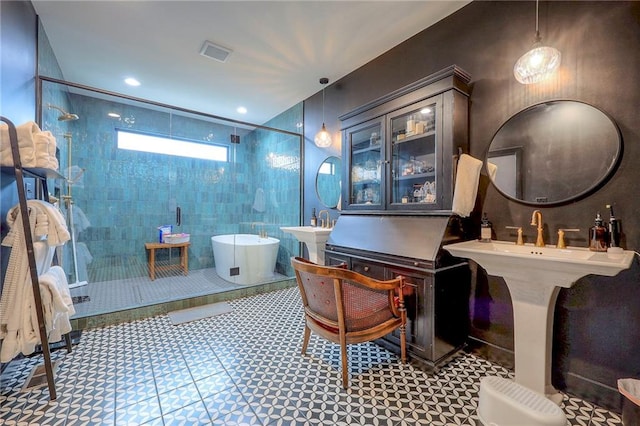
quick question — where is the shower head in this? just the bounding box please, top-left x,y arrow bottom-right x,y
47,104 -> 79,121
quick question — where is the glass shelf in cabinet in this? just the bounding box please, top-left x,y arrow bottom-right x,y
394,171 -> 435,181
393,130 -> 435,144
352,145 -> 382,155
352,179 -> 380,186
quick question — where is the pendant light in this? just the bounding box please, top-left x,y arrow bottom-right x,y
513,0 -> 561,84
314,77 -> 332,148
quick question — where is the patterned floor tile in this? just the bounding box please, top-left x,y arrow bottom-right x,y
161,400 -> 211,425
157,382 -> 201,414
0,286 -> 628,426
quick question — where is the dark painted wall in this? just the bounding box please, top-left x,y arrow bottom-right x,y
0,0 -> 37,123
304,1 -> 640,409
0,1 -> 38,291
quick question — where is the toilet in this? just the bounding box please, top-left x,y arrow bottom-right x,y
477,376 -> 567,426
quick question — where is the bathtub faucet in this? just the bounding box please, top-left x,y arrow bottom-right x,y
251,221 -> 268,238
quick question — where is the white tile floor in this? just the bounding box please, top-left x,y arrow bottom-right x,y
0,287 -> 624,425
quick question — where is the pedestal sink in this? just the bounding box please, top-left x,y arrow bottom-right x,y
444,239 -> 635,403
280,226 -> 332,264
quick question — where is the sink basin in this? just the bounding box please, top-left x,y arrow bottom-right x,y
445,240 -> 633,287
444,239 -> 634,403
280,226 -> 332,264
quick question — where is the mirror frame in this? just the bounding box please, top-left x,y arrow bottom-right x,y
315,156 -> 342,209
486,100 -> 623,207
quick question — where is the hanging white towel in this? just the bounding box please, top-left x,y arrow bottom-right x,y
252,187 -> 266,212
451,154 -> 483,217
0,200 -> 71,362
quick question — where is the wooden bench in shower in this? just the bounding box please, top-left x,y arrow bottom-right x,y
144,242 -> 190,281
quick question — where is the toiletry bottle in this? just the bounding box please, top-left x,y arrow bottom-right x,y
310,208 -> 317,227
480,212 -> 492,242
606,204 -> 621,248
588,212 -> 608,252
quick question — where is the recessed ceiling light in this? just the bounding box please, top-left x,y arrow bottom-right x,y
108,112 -> 121,118
236,106 -> 247,114
124,77 -> 141,86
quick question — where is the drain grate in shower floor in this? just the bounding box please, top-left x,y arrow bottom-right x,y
72,295 -> 90,304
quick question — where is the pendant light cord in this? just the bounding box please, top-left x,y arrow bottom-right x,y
319,77 -> 329,125
322,85 -> 325,124
534,0 -> 541,41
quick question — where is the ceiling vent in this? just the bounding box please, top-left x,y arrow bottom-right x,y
199,41 -> 232,63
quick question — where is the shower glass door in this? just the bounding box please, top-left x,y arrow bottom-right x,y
39,79 -> 302,318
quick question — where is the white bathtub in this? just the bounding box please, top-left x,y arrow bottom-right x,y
211,234 -> 280,285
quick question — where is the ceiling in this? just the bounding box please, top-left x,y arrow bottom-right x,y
32,1 -> 470,125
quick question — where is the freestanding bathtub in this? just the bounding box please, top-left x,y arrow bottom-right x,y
211,234 -> 280,285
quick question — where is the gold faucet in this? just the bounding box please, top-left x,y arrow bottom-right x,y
318,209 -> 331,229
556,228 -> 580,249
530,210 -> 545,247
505,226 -> 524,245
251,221 -> 267,238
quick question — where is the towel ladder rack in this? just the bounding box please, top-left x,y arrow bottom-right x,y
1,116 -> 71,400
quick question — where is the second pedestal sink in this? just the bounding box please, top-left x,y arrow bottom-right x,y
444,239 -> 635,403
280,226 -> 332,264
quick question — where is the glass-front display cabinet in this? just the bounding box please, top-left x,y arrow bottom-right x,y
345,118 -> 385,209
340,65 -> 471,213
389,99 -> 438,209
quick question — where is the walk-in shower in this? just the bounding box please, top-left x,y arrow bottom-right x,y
39,76 -> 303,321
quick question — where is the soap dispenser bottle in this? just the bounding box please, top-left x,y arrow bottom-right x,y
606,204 -> 621,248
588,212 -> 608,252
310,208 -> 317,227
480,212 -> 492,243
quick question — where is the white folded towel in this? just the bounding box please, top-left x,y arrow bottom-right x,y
34,133 -> 51,168
452,154 -> 483,217
0,121 -> 40,167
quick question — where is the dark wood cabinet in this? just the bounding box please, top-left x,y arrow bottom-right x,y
328,66 -> 473,370
325,241 -> 470,370
339,65 -> 471,213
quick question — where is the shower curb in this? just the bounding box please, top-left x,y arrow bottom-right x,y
70,279 -> 297,330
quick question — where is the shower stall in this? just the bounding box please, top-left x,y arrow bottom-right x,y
37,78 -> 303,318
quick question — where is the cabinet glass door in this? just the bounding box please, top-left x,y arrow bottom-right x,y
389,99 -> 439,209
345,119 -> 384,209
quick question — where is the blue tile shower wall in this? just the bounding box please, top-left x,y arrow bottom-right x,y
56,91 -> 301,282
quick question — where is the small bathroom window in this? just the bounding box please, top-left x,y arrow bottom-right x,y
116,129 -> 229,161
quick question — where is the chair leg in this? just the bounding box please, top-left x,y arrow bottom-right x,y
301,325 -> 311,355
341,339 -> 349,389
400,323 -> 407,363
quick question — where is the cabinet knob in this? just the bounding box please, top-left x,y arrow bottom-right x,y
414,262 -> 419,266
363,266 -> 370,272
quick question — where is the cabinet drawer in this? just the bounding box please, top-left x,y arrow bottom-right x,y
351,259 -> 385,279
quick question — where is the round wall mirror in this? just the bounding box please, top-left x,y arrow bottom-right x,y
486,100 -> 622,206
316,156 -> 342,208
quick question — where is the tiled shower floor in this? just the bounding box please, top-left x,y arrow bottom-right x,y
70,267 -> 289,318
0,287 -> 623,425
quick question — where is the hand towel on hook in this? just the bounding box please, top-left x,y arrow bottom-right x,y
451,153 -> 483,217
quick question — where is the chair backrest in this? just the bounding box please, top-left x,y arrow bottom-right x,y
291,256 -> 404,333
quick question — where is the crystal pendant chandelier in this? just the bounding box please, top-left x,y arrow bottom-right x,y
314,78 -> 332,148
513,0 -> 561,84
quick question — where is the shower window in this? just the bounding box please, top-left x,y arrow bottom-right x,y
116,129 -> 229,161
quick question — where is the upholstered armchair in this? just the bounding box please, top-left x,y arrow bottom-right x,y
291,256 -> 406,388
